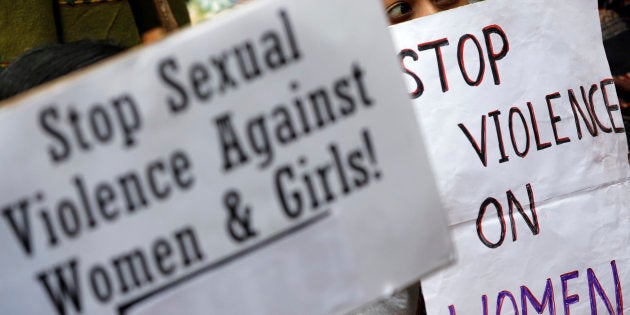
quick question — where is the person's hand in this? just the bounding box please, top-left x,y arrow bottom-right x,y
614,73 -> 630,109
142,27 -> 167,44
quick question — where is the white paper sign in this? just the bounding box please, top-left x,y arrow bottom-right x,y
0,0 -> 453,314
389,0 -> 630,313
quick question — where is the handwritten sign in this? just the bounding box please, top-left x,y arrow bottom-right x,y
389,0 -> 630,313
0,0 -> 453,314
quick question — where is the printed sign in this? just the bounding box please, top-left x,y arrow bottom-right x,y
389,0 -> 630,313
0,0 -> 453,314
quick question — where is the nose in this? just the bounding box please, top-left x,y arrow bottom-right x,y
415,1 -> 441,17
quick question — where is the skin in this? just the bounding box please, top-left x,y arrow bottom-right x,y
382,0 -> 469,25
142,28 -> 167,44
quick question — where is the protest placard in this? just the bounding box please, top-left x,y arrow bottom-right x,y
389,0 -> 630,313
0,0 -> 453,314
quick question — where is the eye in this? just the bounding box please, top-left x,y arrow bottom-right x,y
386,1 -> 414,24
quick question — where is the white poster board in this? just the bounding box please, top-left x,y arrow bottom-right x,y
389,0 -> 630,313
0,0 -> 453,314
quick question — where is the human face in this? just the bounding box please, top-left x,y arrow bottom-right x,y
382,0 -> 469,25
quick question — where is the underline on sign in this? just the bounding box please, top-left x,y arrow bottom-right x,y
116,209 -> 332,315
